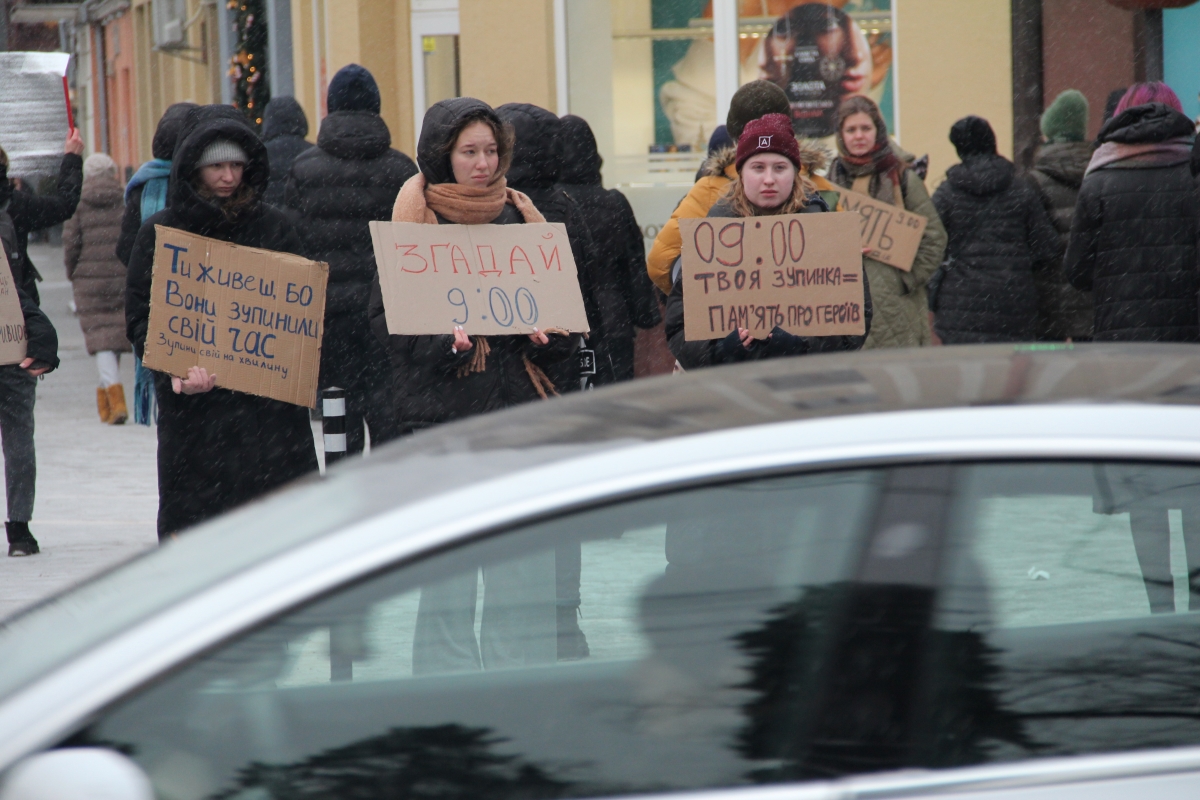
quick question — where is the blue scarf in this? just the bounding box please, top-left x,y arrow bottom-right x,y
125,159 -> 172,221
126,158 -> 172,426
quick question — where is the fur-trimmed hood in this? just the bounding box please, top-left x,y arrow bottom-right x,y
699,138 -> 830,178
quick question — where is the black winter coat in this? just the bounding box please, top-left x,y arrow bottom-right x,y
556,115 -> 661,348
285,110 -> 416,416
369,98 -> 574,431
262,97 -> 314,207
1029,141 -> 1095,340
665,196 -> 871,370
2,153 -> 82,304
0,211 -> 57,370
497,104 -> 601,391
286,111 -> 417,324
931,154 -> 1060,343
126,116 -> 318,536
1065,104 -> 1200,342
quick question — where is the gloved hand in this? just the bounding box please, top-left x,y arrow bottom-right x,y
716,328 -> 755,363
764,326 -> 811,358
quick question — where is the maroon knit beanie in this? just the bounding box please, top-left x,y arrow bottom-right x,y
735,113 -> 801,172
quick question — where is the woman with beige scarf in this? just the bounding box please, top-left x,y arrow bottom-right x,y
368,97 -> 573,436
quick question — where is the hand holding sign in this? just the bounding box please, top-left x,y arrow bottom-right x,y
678,212 -> 865,341
142,226 -> 329,407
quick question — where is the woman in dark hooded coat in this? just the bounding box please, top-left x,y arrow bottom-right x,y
496,103 -> 603,391
929,116 -> 1060,344
286,65 -> 417,454
369,98 -> 574,431
555,114 -> 661,384
1066,84 -> 1200,342
125,116 -> 318,539
117,103 -> 197,266
372,98 -> 580,666
261,96 -> 313,207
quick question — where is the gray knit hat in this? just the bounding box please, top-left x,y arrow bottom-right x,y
195,139 -> 248,169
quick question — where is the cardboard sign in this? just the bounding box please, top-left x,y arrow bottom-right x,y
0,247 -> 27,366
679,212 -> 865,341
369,221 -> 591,336
836,187 -> 928,272
142,226 -> 329,407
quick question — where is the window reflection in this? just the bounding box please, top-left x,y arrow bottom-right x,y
64,471 -> 879,800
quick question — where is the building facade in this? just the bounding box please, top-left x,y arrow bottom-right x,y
10,0 -> 1194,235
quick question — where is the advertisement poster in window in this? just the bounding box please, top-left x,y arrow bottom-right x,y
655,1 -> 893,148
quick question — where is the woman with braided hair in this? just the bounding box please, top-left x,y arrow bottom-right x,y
369,97 -> 573,435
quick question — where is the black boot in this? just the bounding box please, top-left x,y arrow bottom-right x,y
7,521 -> 39,557
557,606 -> 589,661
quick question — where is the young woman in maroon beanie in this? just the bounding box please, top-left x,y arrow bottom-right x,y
664,113 -> 871,370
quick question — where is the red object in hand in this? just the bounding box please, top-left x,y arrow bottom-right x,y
62,76 -> 75,132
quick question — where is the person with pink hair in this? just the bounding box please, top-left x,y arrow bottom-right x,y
1066,81 -> 1198,341
1112,81 -> 1185,116
1066,81 -> 1200,614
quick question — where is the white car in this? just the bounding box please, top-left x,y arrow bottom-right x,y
3,343 -> 1200,800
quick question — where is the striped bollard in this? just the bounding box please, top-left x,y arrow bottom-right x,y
322,387 -> 347,469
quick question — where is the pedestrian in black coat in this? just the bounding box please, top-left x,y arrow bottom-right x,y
1066,100 -> 1200,342
368,97 -> 574,432
0,130 -> 84,304
0,210 -> 58,557
930,116 -> 1060,344
117,103 -> 197,266
497,103 -> 601,391
286,65 -> 417,453
125,116 -> 318,539
1029,90 -> 1095,341
556,115 -> 661,384
262,97 -> 313,208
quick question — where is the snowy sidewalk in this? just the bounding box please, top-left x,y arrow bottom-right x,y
0,243 -> 159,620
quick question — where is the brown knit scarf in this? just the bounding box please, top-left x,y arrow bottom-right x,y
390,172 -> 562,397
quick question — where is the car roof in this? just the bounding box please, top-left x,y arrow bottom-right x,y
3,343 -> 1200,709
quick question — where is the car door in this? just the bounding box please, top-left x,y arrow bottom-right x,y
892,459 -> 1200,798
36,464 -> 963,800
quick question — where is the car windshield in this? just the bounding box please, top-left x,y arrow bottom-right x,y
0,442 -> 608,705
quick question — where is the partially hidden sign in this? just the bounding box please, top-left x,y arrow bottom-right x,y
369,221 -> 591,336
142,226 -> 329,407
0,247 -> 26,366
679,212 -> 865,341
836,187 -> 928,272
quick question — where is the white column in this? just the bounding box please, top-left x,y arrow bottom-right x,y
266,0 -> 293,97
217,0 -> 235,103
711,0 -> 738,129
553,0 -> 568,115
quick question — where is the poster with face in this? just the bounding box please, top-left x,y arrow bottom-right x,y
758,1 -> 890,138
654,0 -> 893,148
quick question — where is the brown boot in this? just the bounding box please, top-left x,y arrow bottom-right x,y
107,384 -> 128,425
96,387 -> 111,423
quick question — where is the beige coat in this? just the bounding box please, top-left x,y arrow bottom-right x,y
63,174 -> 130,354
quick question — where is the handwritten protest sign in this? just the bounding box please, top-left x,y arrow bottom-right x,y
0,247 -> 27,366
142,226 -> 329,407
369,221 -> 590,336
679,212 -> 865,341
836,187 -> 928,272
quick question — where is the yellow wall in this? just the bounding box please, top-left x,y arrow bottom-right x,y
291,0 -> 414,153
130,0 -> 222,163
459,0 -> 558,111
894,0 -> 1014,186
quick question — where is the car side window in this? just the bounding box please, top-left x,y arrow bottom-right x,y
916,461 -> 1200,768
64,469 -> 882,800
